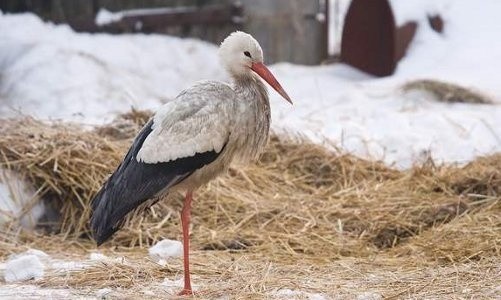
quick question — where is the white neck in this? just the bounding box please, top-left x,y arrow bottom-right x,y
229,74 -> 271,163
233,74 -> 269,106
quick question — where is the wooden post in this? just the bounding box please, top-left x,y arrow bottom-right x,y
242,0 -> 327,65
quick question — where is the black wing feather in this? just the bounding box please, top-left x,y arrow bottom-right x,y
90,119 -> 223,245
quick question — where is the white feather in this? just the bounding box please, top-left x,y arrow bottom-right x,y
136,81 -> 236,164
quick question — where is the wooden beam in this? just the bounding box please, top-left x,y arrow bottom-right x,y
68,3 -> 243,33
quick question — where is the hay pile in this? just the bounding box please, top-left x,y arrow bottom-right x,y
401,79 -> 495,104
0,112 -> 499,265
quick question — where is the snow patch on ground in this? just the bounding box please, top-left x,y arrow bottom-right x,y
357,292 -> 383,300
88,252 -> 127,265
149,239 -> 183,266
272,289 -> 327,300
89,252 -> 108,261
0,249 -> 90,283
160,277 -> 185,294
3,254 -> 44,282
95,288 -> 113,298
50,259 -> 88,272
141,289 -> 156,297
0,284 -> 76,299
161,277 -> 184,287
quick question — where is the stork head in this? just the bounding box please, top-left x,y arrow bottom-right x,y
219,31 -> 293,104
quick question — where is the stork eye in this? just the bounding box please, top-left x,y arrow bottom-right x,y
244,51 -> 251,58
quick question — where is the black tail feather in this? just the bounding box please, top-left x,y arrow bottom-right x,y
90,184 -> 121,246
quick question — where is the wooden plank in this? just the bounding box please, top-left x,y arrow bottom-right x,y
69,3 -> 242,34
118,5 -> 240,27
53,0 -> 94,23
0,0 -> 94,23
96,0 -> 194,11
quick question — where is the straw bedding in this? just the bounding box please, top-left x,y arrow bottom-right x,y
401,79 -> 495,104
0,111 -> 499,297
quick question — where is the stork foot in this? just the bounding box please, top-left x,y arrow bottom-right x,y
178,288 -> 193,296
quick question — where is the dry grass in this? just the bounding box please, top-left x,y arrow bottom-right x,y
31,252 -> 500,299
0,112 -> 499,298
401,79 -> 495,104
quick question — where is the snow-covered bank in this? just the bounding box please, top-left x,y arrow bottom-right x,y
1,0 -> 501,168
0,12 -> 224,124
272,0 -> 501,167
270,63 -> 501,168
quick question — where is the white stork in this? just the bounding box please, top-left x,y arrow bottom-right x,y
90,31 -> 292,295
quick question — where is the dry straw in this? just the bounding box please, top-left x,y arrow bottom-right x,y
0,111 -> 499,266
401,79 -> 495,104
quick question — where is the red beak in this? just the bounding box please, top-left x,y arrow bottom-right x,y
251,62 -> 293,104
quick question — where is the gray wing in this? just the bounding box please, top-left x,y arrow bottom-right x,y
136,81 -> 236,163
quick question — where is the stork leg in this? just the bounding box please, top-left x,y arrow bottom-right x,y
178,191 -> 193,296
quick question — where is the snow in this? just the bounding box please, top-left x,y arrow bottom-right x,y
3,254 -> 45,283
50,259 -> 87,272
89,252 -> 108,261
0,170 -> 45,229
0,284 -> 75,299
272,289 -> 327,300
95,288 -> 113,298
357,292 -> 383,300
14,249 -> 50,262
0,0 -> 501,171
389,0 -> 445,26
0,249 -> 92,284
88,252 -> 127,266
273,0 -> 501,167
149,239 -> 183,265
0,12 -> 224,124
161,277 -> 184,288
270,63 -> 501,167
159,277 -> 201,294
95,9 -> 123,26
328,0 -> 352,55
